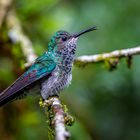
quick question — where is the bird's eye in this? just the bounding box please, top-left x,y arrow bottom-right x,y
62,37 -> 67,41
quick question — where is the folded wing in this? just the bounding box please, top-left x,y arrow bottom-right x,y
0,53 -> 56,106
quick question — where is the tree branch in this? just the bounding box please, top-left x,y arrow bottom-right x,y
6,10 -> 37,67
42,97 -> 71,140
74,46 -> 140,67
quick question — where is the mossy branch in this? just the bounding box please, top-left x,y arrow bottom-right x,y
74,46 -> 140,67
40,97 -> 74,140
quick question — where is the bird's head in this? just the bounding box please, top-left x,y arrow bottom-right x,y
48,26 -> 97,56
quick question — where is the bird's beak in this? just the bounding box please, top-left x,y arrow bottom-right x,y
73,26 -> 97,38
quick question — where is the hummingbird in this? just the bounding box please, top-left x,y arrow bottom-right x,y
0,26 -> 97,107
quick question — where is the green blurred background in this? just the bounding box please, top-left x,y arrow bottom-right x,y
0,0 -> 140,140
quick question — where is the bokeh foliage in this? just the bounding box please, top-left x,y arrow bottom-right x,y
0,0 -> 140,140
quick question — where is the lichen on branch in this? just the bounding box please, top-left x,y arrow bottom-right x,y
40,97 -> 74,140
74,46 -> 140,67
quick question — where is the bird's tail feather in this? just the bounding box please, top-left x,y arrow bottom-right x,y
0,89 -> 24,107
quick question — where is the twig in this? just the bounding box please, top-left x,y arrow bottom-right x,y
74,46 -> 140,66
0,0 -> 12,28
43,97 -> 70,140
6,10 -> 37,67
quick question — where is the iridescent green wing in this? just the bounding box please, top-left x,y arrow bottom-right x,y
0,52 -> 56,105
